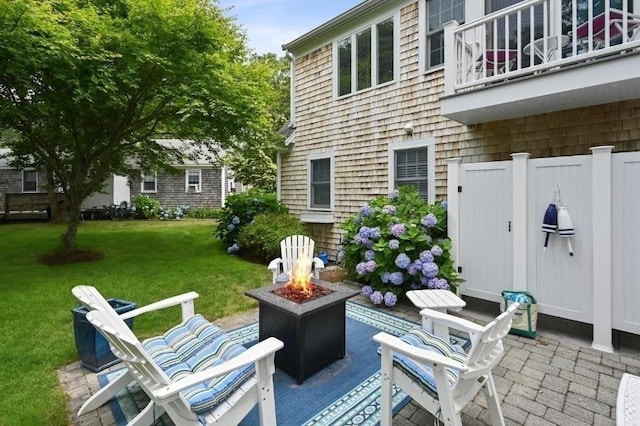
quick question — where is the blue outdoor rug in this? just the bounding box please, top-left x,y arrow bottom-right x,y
98,301 -> 469,426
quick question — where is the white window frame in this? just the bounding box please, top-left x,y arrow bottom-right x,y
22,169 -> 38,193
141,171 -> 157,193
419,0 -> 469,73
333,11 -> 400,98
185,169 -> 202,193
302,151 -> 335,224
388,138 -> 436,204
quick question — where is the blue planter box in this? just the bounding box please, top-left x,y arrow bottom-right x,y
71,299 -> 137,372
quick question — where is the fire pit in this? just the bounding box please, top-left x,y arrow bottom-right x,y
246,260 -> 358,384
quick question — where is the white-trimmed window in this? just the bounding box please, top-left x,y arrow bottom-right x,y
424,0 -> 465,70
335,13 -> 398,97
141,171 -> 157,193
302,152 -> 335,224
186,169 -> 201,193
388,139 -> 436,203
22,170 -> 38,192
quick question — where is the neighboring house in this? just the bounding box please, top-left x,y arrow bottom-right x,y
128,139 -> 234,210
280,0 -> 640,348
0,140 -> 234,216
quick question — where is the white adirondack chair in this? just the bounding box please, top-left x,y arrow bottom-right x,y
85,307 -> 283,426
374,303 -> 519,426
267,235 -> 325,284
73,285 -> 201,423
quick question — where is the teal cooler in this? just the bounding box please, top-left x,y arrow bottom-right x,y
71,299 -> 137,372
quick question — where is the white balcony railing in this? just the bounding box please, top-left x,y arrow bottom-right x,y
444,0 -> 640,95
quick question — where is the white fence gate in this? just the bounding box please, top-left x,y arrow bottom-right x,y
449,147 -> 640,352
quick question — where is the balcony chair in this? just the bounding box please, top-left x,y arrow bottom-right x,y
373,303 -> 519,426
575,9 -> 640,49
72,285 -> 283,425
267,234 -> 325,284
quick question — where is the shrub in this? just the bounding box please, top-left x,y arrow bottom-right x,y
157,204 -> 189,220
132,194 -> 160,218
214,190 -> 288,253
341,187 -> 461,307
237,213 -> 305,262
187,206 -> 219,219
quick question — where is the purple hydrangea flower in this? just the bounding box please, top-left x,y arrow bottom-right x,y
227,223 -> 235,231
419,250 -> 434,263
420,276 -> 430,286
365,250 -> 376,261
432,278 -> 450,290
370,291 -> 384,305
395,253 -> 411,269
422,262 -> 439,278
390,223 -> 406,237
382,205 -> 397,215
231,216 -> 240,225
389,189 -> 400,200
356,262 -> 367,276
365,260 -> 377,273
413,259 -> 423,269
388,239 -> 400,250
360,205 -> 373,217
362,285 -> 374,296
431,245 -> 443,257
389,272 -> 404,286
426,278 -> 438,289
358,226 -> 371,238
421,213 -> 438,228
381,272 -> 391,283
384,292 -> 398,307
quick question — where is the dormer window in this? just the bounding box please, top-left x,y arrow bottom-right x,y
335,14 -> 398,97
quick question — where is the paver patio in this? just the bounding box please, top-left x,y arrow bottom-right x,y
59,281 -> 640,425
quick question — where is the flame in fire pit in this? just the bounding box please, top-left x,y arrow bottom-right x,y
286,255 -> 313,296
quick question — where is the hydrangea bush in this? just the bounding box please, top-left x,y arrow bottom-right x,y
214,190 -> 288,253
341,187 -> 461,307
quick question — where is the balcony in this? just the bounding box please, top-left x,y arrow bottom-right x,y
441,0 -> 640,125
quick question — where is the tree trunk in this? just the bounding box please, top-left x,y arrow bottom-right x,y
62,201 -> 82,252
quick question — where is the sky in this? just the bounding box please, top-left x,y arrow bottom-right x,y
218,0 -> 363,55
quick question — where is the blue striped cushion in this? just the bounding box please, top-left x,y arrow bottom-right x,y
379,328 -> 467,395
142,314 -> 254,415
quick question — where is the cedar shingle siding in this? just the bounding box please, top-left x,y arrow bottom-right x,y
130,168 -> 224,208
281,1 -> 640,257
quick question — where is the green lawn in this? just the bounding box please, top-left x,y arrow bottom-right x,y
0,219 -> 271,425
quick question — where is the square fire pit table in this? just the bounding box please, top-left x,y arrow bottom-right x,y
246,279 -> 359,384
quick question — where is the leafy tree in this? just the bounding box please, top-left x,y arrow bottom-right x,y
0,0 -> 278,253
223,53 -> 290,191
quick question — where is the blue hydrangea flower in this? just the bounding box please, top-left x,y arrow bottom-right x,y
370,291 -> 384,305
441,200 -> 448,209
227,223 -> 235,231
390,223 -> 406,237
384,292 -> 398,307
431,245 -> 443,257
358,226 -> 371,238
433,278 -> 449,290
388,239 -> 400,250
231,243 -> 239,251
422,262 -> 439,278
413,259 -> 423,269
382,272 -> 391,283
369,227 -> 382,240
364,250 -> 375,261
382,205 -> 397,215
421,213 -> 438,228
361,285 -> 374,296
420,276 -> 430,286
226,246 -> 234,254
356,262 -> 367,276
231,216 -> 240,225
389,272 -> 404,286
389,189 -> 400,200
419,250 -> 434,263
365,260 -> 377,273
360,205 -> 373,217
407,262 -> 420,276
395,253 -> 411,269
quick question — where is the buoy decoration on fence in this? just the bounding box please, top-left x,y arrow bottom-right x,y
541,186 -> 574,256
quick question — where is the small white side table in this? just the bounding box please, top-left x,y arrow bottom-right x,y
406,289 -> 466,341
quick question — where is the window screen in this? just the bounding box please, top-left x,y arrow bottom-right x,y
395,148 -> 429,199
377,18 -> 395,84
357,28 -> 372,91
23,170 -> 37,192
338,38 -> 352,96
142,173 -> 156,192
310,158 -> 331,209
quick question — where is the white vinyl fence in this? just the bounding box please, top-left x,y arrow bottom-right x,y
448,146 -> 640,352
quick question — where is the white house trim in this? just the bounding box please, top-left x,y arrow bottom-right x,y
387,137 -> 436,204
